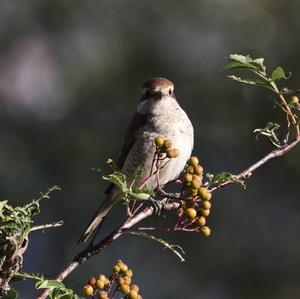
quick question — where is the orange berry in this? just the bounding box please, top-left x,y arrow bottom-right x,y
162,139 -> 172,150
166,148 -> 180,158
98,291 -> 108,299
88,277 -> 96,285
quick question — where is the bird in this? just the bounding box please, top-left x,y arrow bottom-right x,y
79,77 -> 194,243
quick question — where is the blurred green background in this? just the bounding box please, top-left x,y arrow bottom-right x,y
1,1 -> 300,298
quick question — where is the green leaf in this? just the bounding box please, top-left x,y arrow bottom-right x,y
227,54 -> 266,73
1,289 -> 18,299
227,75 -> 272,89
271,66 -> 290,81
209,172 -> 246,189
36,279 -> 65,290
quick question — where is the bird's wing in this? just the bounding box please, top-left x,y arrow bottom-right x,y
105,111 -> 147,194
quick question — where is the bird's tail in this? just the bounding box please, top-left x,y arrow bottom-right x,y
78,191 -> 120,244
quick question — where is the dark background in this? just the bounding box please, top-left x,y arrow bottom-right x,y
1,1 -> 300,298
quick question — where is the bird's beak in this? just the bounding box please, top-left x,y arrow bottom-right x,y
153,91 -> 163,100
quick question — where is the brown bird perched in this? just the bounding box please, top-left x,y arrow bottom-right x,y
79,77 -> 194,243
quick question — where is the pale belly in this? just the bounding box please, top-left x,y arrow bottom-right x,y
122,118 -> 194,189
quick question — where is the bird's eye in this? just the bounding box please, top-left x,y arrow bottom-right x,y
145,90 -> 151,97
169,89 -> 172,95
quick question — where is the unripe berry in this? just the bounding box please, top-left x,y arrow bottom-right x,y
113,265 -> 120,273
124,269 -> 133,278
166,148 -> 180,158
130,284 -> 140,293
154,135 -> 164,147
162,139 -> 172,150
198,187 -> 212,201
124,277 -> 132,285
186,165 -> 194,174
201,200 -> 211,210
194,165 -> 204,175
119,263 -> 128,273
201,226 -> 211,236
196,216 -> 206,227
119,283 -> 130,294
128,290 -> 139,299
96,279 -> 105,289
191,178 -> 201,190
88,277 -> 96,285
185,208 -> 197,219
188,188 -> 198,196
188,156 -> 199,167
200,208 -> 210,217
291,95 -> 299,105
98,275 -> 106,282
83,284 -> 94,296
183,173 -> 193,184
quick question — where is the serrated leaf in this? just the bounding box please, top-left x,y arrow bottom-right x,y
227,75 -> 272,89
229,54 -> 252,64
271,66 -> 290,81
223,62 -> 257,71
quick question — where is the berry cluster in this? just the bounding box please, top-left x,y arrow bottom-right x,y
154,136 -> 180,159
83,260 -> 142,299
178,156 -> 213,236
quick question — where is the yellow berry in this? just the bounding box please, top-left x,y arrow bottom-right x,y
185,208 -> 197,219
186,165 -> 194,174
194,165 -> 204,175
188,156 -> 199,167
119,283 -> 131,294
128,290 -> 139,299
120,263 -> 128,273
124,269 -> 133,278
162,139 -> 172,150
200,208 -> 210,217
201,226 -> 211,236
201,201 -> 211,210
188,188 -> 198,196
191,178 -> 201,189
124,277 -> 132,285
83,284 -> 94,296
183,173 -> 193,184
166,148 -> 180,158
196,216 -> 206,227
96,279 -> 105,289
154,136 -> 164,147
291,95 -> 299,105
98,275 -> 106,282
197,187 -> 212,201
130,284 -> 139,293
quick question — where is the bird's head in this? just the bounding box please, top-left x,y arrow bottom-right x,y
138,77 -> 176,114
